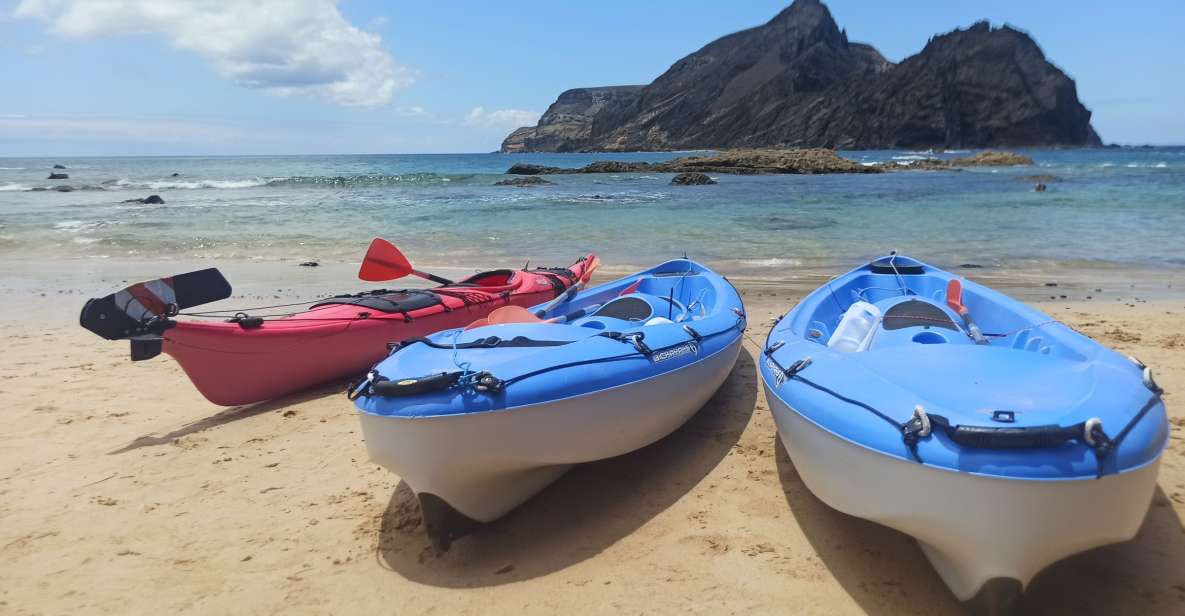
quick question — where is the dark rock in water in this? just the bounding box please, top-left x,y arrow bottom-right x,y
1034,183 -> 1047,192
122,195 -> 166,204
48,172 -> 68,180
171,173 -> 180,177
1045,282 -> 1058,287
671,172 -> 717,185
53,185 -> 74,192
503,0 -> 1100,152
299,261 -> 319,267
960,263 -> 985,269
506,163 -> 559,175
52,164 -> 67,169
495,176 -> 553,187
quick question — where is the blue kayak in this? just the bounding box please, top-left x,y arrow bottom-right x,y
761,254 -> 1168,607
353,258 -> 745,548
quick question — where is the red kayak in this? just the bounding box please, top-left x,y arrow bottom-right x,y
80,242 -> 597,406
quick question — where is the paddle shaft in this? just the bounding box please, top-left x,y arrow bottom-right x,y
413,269 -> 454,286
956,306 -> 989,345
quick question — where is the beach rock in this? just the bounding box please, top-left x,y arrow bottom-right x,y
52,164 -> 67,169
48,172 -> 68,180
299,261 -> 319,267
671,172 -> 717,185
494,176 -> 553,187
503,0 -> 1100,152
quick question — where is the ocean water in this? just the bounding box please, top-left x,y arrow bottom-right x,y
2,148 -> 1184,276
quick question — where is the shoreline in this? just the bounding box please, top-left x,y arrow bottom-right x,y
0,274 -> 1181,614
3,256 -> 1182,324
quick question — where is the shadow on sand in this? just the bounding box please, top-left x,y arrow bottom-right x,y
107,380 -> 345,454
375,347 -> 759,587
776,438 -> 1185,615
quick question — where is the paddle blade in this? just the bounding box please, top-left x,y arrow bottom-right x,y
487,305 -> 544,325
945,279 -> 965,314
80,269 -> 231,340
619,278 -> 643,297
580,255 -> 601,284
358,238 -> 413,282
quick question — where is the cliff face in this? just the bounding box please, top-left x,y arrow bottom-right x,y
500,86 -> 643,153
501,0 -> 1100,152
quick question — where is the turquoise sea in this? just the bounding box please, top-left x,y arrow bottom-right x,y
2,148 -> 1184,276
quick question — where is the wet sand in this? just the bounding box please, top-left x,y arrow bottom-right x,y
0,265 -> 1182,615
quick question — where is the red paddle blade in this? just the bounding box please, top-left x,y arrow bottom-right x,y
619,278 -> 643,296
580,255 -> 601,284
487,305 -> 544,325
358,238 -> 413,282
945,279 -> 965,313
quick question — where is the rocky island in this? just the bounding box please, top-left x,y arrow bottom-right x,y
503,0 -> 1100,152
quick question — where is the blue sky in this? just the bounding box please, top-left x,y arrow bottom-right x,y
1,0 -> 1182,156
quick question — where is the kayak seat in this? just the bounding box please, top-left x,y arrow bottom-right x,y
452,269 -> 519,290
882,299 -> 958,331
593,296 -> 653,322
311,289 -> 443,314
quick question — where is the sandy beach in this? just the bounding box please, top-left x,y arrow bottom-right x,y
0,265 -> 1182,615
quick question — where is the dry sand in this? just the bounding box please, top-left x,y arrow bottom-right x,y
1,277 -> 1183,615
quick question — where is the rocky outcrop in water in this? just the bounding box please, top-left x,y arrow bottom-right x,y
48,172 -> 68,180
671,172 -> 717,185
873,150 -> 1035,171
507,148 -> 879,175
503,0 -> 1100,152
494,176 -> 553,187
122,195 -> 165,204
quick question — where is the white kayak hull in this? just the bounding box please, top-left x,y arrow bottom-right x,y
360,338 -> 742,547
766,382 -> 1161,606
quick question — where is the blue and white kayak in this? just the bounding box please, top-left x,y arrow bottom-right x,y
352,258 -> 745,548
760,254 -> 1167,609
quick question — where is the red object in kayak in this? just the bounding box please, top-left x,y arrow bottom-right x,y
162,256 -> 596,406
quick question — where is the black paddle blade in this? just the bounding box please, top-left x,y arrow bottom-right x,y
79,268 -> 231,340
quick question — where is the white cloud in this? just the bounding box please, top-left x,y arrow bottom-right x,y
464,106 -> 540,131
14,0 -> 411,107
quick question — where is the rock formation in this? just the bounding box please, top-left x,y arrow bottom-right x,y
671,172 -> 717,185
503,0 -> 1100,151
